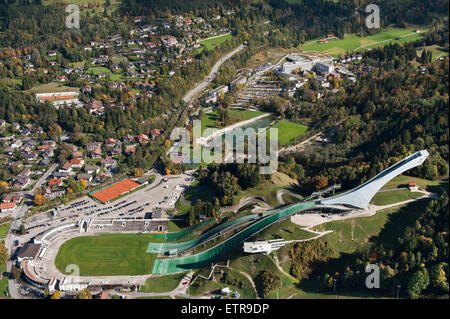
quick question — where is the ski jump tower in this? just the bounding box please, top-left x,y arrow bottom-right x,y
319,150 -> 429,209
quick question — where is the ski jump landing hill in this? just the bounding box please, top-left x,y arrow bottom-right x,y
151,150 -> 429,274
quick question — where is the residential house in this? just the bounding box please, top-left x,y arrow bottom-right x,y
100,157 -> 117,170
2,192 -> 22,204
77,173 -> 93,182
84,165 -> 100,174
43,187 -> 66,200
137,134 -> 149,144
48,179 -> 63,187
69,159 -> 84,168
90,149 -> 102,159
59,162 -> 72,173
86,142 -> 103,151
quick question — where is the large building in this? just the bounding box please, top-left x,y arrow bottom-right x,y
35,92 -> 80,108
243,239 -> 293,254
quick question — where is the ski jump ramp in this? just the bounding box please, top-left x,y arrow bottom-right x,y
151,150 -> 429,274
320,150 -> 429,209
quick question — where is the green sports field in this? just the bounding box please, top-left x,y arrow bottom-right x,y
271,120 -> 308,146
300,27 -> 426,57
55,234 -> 158,276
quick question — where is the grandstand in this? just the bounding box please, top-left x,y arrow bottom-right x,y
88,218 -> 168,233
89,178 -> 141,203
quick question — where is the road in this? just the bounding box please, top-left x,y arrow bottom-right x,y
182,44 -> 245,105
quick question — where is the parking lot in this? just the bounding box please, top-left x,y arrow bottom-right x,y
23,173 -> 194,240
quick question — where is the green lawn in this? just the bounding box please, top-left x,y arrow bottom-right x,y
255,218 -> 316,241
312,199 -> 432,257
370,189 -> 423,206
0,224 -> 10,239
271,120 -> 308,146
0,263 -> 10,299
197,34 -> 233,53
300,27 -> 426,57
140,272 -> 187,293
27,82 -> 79,94
282,193 -> 301,205
55,234 -> 158,276
379,174 -> 448,195
188,267 -> 256,298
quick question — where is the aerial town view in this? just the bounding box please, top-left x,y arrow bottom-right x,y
0,0 -> 448,311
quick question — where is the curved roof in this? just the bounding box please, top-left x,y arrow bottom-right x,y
320,150 -> 429,209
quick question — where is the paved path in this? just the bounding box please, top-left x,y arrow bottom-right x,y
220,196 -> 271,213
276,190 -> 303,206
291,190 -> 437,228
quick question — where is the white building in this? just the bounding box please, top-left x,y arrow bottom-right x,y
243,239 -> 293,254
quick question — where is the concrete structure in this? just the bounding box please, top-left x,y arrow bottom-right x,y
230,76 -> 247,89
205,85 -> 229,103
320,150 -> 429,209
243,239 -> 293,254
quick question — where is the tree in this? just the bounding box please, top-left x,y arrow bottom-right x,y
19,224 -> 27,235
407,268 -> 430,298
50,290 -> 61,299
257,270 -> 281,297
11,265 -> 21,280
34,193 -> 45,206
74,289 -> 92,299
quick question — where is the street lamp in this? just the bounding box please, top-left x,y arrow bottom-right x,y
396,285 -> 401,299
316,276 -> 320,292
333,279 -> 337,299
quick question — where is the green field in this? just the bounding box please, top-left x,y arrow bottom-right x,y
255,218 -> 316,241
27,82 -> 79,94
300,27 -> 426,57
197,34 -> 233,53
188,266 -> 256,298
370,189 -> 423,206
140,272 -> 187,293
313,199 -> 432,257
379,174 -> 448,195
0,224 -> 10,239
0,263 -> 10,299
55,234 -> 158,276
271,120 -> 308,146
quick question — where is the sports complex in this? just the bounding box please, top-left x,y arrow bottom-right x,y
49,150 -> 429,280
89,178 -> 141,203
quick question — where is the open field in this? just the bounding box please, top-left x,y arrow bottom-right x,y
312,199 -> 432,257
0,263 -> 10,299
140,272 -> 187,293
55,234 -> 157,276
255,218 -> 316,241
197,34 -> 233,53
0,224 -> 10,239
300,27 -> 426,57
26,82 -> 79,94
271,120 -> 308,146
235,172 -> 296,207
370,189 -> 423,206
379,174 -> 448,195
201,109 -> 266,133
188,267 -> 256,298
